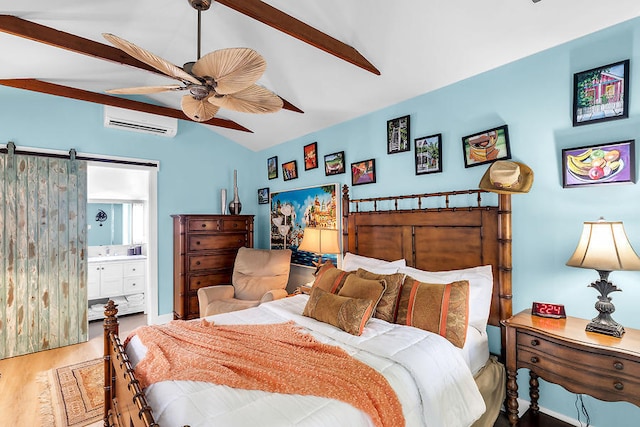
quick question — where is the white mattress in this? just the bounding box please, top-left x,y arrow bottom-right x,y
126,295 -> 486,427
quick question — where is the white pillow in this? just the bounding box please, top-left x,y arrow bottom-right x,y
398,265 -> 493,333
342,252 -> 406,272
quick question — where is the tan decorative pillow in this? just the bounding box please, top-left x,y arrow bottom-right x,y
312,261 -> 353,294
338,274 -> 386,308
303,287 -> 375,336
395,277 -> 470,348
355,269 -> 405,323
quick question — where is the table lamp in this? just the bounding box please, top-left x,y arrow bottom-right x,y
297,227 -> 341,274
566,218 -> 640,337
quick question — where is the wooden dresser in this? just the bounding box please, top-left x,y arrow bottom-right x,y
503,309 -> 640,426
172,214 -> 254,320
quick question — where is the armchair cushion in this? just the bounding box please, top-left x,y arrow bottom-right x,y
233,247 -> 292,300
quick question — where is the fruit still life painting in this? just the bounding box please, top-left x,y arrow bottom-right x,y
562,140 -> 635,188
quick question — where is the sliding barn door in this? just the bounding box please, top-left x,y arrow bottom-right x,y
0,144 -> 87,359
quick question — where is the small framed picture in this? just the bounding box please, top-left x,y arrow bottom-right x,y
573,59 -> 629,127
351,159 -> 376,186
303,142 -> 318,170
324,151 -> 345,176
562,140 -> 635,188
461,125 -> 511,168
282,160 -> 298,181
267,156 -> 278,180
387,115 -> 410,154
257,187 -> 270,204
415,133 -> 442,175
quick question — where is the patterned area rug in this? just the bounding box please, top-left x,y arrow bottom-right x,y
38,358 -> 103,427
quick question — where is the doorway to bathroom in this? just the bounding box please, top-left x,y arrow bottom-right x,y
87,162 -> 158,325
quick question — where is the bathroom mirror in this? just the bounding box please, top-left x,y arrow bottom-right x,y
88,202 -> 144,246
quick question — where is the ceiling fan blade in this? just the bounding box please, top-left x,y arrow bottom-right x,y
103,33 -> 201,85
106,84 -> 185,95
208,85 -> 283,114
192,48 -> 266,95
182,94 -> 220,122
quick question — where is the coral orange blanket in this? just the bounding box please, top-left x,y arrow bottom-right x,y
129,320 -> 404,427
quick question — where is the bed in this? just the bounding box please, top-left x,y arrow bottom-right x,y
102,186 -> 512,427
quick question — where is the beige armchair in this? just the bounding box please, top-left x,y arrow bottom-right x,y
197,247 -> 292,317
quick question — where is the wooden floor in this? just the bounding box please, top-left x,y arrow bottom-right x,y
0,313 -> 146,426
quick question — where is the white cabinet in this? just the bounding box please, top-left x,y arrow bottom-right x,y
88,257 -> 146,321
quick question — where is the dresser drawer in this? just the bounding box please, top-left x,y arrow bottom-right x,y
518,345 -> 640,402
221,218 -> 248,231
124,276 -> 145,294
123,261 -> 145,277
188,252 -> 237,271
188,234 -> 247,251
188,219 -> 221,232
517,331 -> 640,378
188,272 -> 232,290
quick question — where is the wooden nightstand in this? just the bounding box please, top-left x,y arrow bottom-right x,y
502,309 -> 640,426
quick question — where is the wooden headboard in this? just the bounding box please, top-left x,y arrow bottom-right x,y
341,185 -> 513,333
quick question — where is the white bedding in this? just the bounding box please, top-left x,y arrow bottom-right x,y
126,295 -> 486,427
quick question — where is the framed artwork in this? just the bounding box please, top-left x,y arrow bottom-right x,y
270,184 -> 340,267
387,115 -> 410,154
351,158 -> 376,185
573,59 -> 629,127
562,140 -> 635,188
415,133 -> 442,175
303,142 -> 318,170
282,160 -> 298,181
267,156 -> 278,180
324,151 -> 345,176
461,125 -> 511,168
257,187 -> 270,204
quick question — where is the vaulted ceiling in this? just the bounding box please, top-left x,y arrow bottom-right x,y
1,1 -> 639,151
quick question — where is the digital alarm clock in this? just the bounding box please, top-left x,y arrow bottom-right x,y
531,302 -> 566,319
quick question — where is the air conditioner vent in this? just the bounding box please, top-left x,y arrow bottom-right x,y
104,106 -> 178,137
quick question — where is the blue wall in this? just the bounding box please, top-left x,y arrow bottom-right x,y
2,16 -> 640,425
257,18 -> 640,426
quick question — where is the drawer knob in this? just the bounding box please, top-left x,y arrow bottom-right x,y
614,382 -> 624,391
614,362 -> 624,370
201,223 -> 206,228
233,223 -> 238,228
530,356 -> 539,363
196,241 -> 201,245
196,261 -> 201,266
531,339 -> 539,346
131,283 -> 136,287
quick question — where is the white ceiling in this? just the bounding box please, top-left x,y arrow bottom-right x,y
1,1 -> 640,151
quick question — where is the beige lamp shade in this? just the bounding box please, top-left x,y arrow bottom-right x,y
566,219 -> 640,271
298,228 -> 341,255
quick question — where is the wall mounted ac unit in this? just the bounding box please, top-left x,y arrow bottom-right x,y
104,106 -> 178,137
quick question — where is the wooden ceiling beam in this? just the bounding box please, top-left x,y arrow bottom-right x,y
0,79 -> 252,132
216,0 -> 380,75
0,15 -> 302,114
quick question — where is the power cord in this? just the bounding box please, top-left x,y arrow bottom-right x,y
575,394 -> 591,427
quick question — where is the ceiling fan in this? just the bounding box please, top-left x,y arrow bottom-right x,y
103,0 -> 283,122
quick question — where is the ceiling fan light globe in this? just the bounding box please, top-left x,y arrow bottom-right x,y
182,94 -> 219,122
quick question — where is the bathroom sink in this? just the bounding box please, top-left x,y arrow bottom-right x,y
88,255 -> 147,262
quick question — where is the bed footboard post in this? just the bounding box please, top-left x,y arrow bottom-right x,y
103,300 -> 119,427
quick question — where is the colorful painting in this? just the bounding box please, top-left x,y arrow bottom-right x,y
304,142 -> 318,170
351,159 -> 376,185
270,184 -> 339,267
573,60 -> 629,126
461,125 -> 511,168
562,140 -> 635,188
324,151 -> 345,175
267,156 -> 278,180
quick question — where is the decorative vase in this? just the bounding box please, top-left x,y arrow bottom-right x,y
228,170 -> 242,215
221,189 -> 228,215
